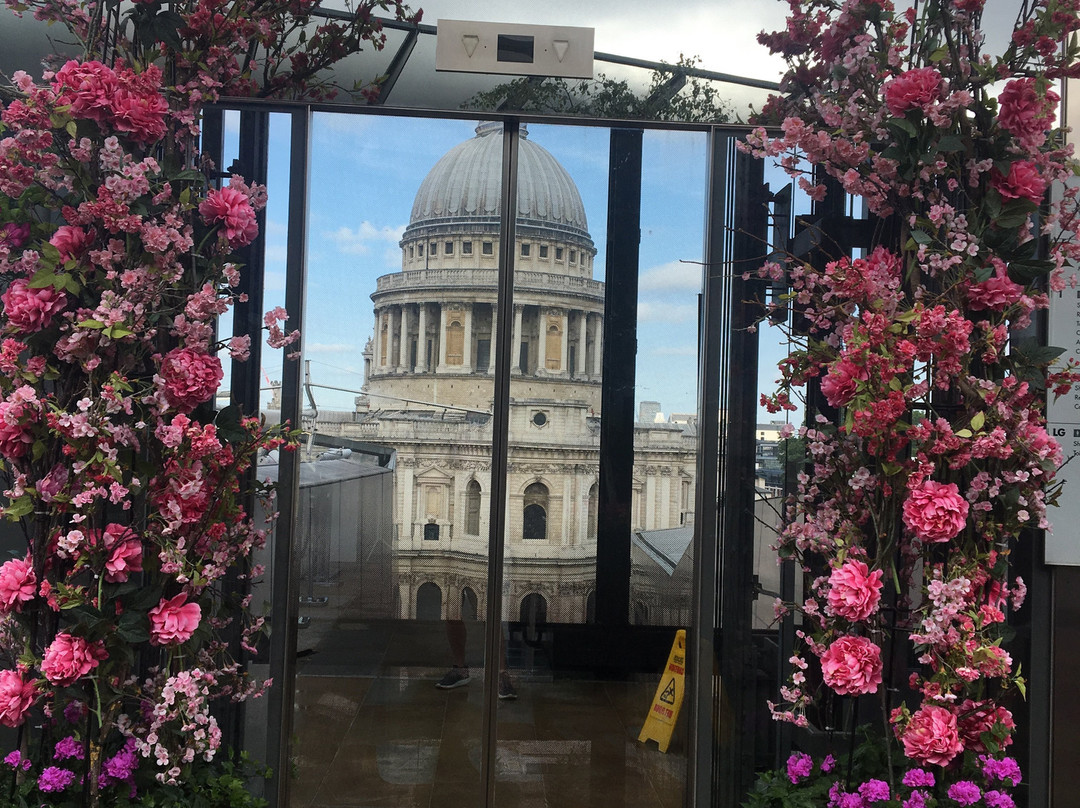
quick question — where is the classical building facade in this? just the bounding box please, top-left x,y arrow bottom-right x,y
316,122 -> 697,627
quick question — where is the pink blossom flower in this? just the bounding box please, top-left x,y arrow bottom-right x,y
883,67 -> 942,117
826,560 -> 884,621
102,523 -> 142,583
0,556 -> 36,613
991,160 -> 1046,204
902,480 -> 969,542
0,666 -> 35,728
149,594 -> 201,646
901,704 -> 964,766
819,635 -> 882,696
49,226 -> 91,262
110,65 -> 169,145
41,633 -> 107,686
199,186 -> 258,248
2,278 -> 68,333
158,347 -> 223,412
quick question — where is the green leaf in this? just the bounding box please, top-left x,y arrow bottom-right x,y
888,116 -> 918,138
27,269 -> 56,289
955,428 -> 973,438
910,229 -> 932,245
1008,258 -> 1054,283
116,611 -> 150,644
936,134 -> 965,152
970,411 -> 985,431
215,404 -> 249,445
78,319 -> 106,329
3,497 -> 33,520
103,324 -> 134,339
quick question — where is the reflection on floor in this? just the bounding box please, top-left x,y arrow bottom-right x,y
290,673 -> 687,808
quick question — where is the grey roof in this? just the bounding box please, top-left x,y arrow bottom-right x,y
632,525 -> 694,576
405,123 -> 591,243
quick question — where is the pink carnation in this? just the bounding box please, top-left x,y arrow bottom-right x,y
967,261 -> 1024,311
819,635 -> 882,696
826,560 -> 884,621
199,186 -> 258,248
997,77 -> 1059,150
51,60 -> 118,124
883,67 -> 941,117
41,634 -> 107,686
2,279 -> 68,333
111,65 -> 169,145
159,347 -> 223,412
902,480 -> 969,542
0,556 -> 35,613
902,704 -> 964,766
149,593 -> 201,646
101,524 -> 142,583
0,666 -> 35,728
991,160 -> 1046,204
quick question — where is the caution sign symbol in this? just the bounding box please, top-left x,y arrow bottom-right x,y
659,678 -> 676,705
638,629 -> 686,753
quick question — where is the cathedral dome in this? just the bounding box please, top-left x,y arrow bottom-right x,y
404,123 -> 592,245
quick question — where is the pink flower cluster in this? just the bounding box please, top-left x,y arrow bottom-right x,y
902,480 -> 969,542
818,635 -> 882,696
41,633 -> 107,687
826,560 -> 883,621
51,61 -> 168,145
158,347 -> 224,412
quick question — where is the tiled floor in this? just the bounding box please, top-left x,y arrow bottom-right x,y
289,672 -> 687,808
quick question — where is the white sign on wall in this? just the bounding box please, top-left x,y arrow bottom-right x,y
1045,76 -> 1080,564
435,19 -> 594,79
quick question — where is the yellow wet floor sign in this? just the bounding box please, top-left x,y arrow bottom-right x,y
638,629 -> 685,753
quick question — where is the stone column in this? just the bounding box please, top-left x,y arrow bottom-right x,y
592,314 -> 603,376
416,303 -> 428,372
559,310 -> 569,374
398,304 -> 409,371
437,305 -> 448,372
577,310 -> 588,379
537,308 -> 548,373
463,303 -> 474,371
510,304 -> 523,373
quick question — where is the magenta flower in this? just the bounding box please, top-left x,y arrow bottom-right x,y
947,781 -> 982,806
786,751 -> 812,783
37,765 -> 75,792
199,186 -> 258,248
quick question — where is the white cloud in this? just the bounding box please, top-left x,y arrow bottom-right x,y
638,301 -> 697,324
639,260 -> 702,293
325,222 -> 406,255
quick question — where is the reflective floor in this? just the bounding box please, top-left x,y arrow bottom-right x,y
290,668 -> 686,808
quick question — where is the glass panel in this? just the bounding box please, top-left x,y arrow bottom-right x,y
265,114 -> 500,807
496,122 -> 703,807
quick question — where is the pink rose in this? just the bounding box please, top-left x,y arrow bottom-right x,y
149,594 -> 201,646
826,560 -> 884,621
101,524 -> 142,583
199,186 -> 258,248
820,358 -> 867,408
883,67 -> 941,117
0,556 -> 35,613
41,634 -> 107,686
997,77 -> 1059,150
2,278 -> 68,333
49,226 -> 91,262
967,261 -> 1024,311
50,60 -> 119,124
991,160 -> 1046,204
902,480 -> 969,542
0,666 -> 36,728
819,635 -> 882,696
159,347 -> 223,412
901,704 -> 964,766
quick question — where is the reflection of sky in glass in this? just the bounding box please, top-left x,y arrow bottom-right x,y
247,112 -> 812,422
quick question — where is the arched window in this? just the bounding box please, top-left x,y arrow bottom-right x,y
461,587 -> 478,622
446,317 -> 464,365
465,480 -> 481,536
523,482 -> 548,540
545,320 -> 562,370
520,592 -> 548,643
416,582 -> 442,621
587,483 -> 598,540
